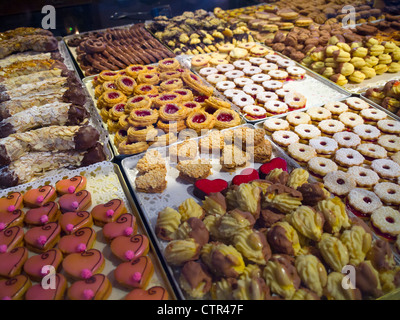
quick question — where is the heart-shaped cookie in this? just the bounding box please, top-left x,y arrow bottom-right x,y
259,157 -> 288,179
0,274 -> 31,300
125,286 -> 169,300
0,247 -> 28,278
62,249 -> 105,280
114,256 -> 154,289
111,234 -> 150,262
67,274 -> 112,300
23,248 -> 63,282
102,213 -> 137,242
58,227 -> 96,255
0,209 -> 24,231
232,168 -> 260,186
24,202 -> 60,226
0,226 -> 24,253
25,273 -> 67,300
24,222 -> 61,253
56,175 -> 87,195
90,199 -> 127,227
23,186 -> 57,208
59,211 -> 93,234
194,179 -> 228,200
0,192 -> 23,213
58,190 -> 92,213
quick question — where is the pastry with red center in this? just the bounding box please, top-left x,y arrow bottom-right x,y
133,84 -> 158,96
128,108 -> 159,127
243,105 -> 267,120
127,125 -> 158,143
136,72 -> 159,85
99,90 -> 127,109
108,103 -> 126,121
159,78 -> 183,92
370,206 -> 400,242
99,70 -> 119,82
115,75 -> 137,95
158,58 -> 180,72
157,119 -> 187,133
117,139 -> 149,155
172,89 -> 193,102
126,95 -> 152,112
213,109 -> 241,130
159,103 -> 187,122
186,110 -> 215,133
154,92 -> 182,108
182,101 -> 201,113
125,65 -> 146,79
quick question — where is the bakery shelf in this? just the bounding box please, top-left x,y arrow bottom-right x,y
0,161 -> 177,300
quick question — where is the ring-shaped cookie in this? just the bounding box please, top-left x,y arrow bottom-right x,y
127,125 -> 159,143
186,110 -> 215,133
128,108 -> 159,127
117,138 -> 149,155
213,109 -> 241,130
159,103 -> 188,122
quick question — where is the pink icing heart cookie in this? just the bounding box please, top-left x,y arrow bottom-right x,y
125,286 -> 169,300
102,213 -> 137,242
25,273 -> 67,300
90,199 -> 127,227
232,168 -> 260,186
58,227 -> 96,255
0,226 -> 24,253
23,248 -> 63,282
23,186 -> 57,208
114,256 -> 154,289
67,274 -> 112,300
56,175 -> 87,195
0,247 -> 28,278
58,190 -> 92,213
0,274 -> 31,300
62,249 -> 105,280
24,222 -> 61,253
59,211 -> 93,234
0,209 -> 24,231
24,202 -> 61,226
0,192 -> 23,213
111,234 -> 150,262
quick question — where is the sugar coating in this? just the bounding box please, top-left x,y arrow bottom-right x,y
263,118 -> 290,131
323,171 -> 356,196
348,188 -> 382,214
377,120 -> 400,134
374,182 -> 400,205
371,159 -> 400,179
265,100 -> 288,114
356,143 -> 387,159
371,206 -> 400,235
308,157 -> 338,176
309,137 -> 338,154
335,148 -> 365,166
347,166 -> 380,187
286,112 -> 311,126
353,124 -> 381,140
294,124 -> 321,139
345,97 -> 370,111
360,108 -> 387,121
333,131 -> 361,148
272,130 -> 300,147
318,119 -> 345,134
323,101 -> 348,115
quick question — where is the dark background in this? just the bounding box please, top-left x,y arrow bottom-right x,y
0,0 -> 261,36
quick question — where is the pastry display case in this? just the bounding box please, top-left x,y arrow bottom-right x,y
1,0 -> 400,301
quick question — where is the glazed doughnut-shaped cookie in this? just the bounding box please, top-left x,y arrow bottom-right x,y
251,74 -> 271,84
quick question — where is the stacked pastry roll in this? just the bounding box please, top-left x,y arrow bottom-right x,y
0,27 -> 107,188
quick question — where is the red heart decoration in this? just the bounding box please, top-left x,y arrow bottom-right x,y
232,168 -> 260,186
0,226 -> 24,253
111,234 -> 149,262
59,211 -> 93,234
23,248 -> 63,281
58,227 -> 96,255
23,186 -> 57,208
0,192 -> 23,213
24,202 -> 60,226
114,256 -> 154,289
0,274 -> 31,300
125,286 -> 169,300
62,249 -> 104,280
67,274 -> 111,300
24,222 -> 61,253
259,157 -> 288,179
25,273 -> 67,300
102,213 -> 137,242
194,179 -> 228,200
0,247 -> 28,278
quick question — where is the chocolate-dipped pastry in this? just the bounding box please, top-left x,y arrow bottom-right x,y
202,192 -> 227,216
217,208 -> 256,240
0,103 -> 88,138
353,261 -> 383,299
257,207 -> 285,228
265,168 -> 289,185
264,183 -> 303,214
232,228 -> 271,265
0,143 -> 106,189
0,125 -> 99,165
367,239 -> 396,272
175,217 -> 209,247
179,261 -> 212,299
297,183 -> 327,206
267,221 -> 301,256
263,254 -> 301,299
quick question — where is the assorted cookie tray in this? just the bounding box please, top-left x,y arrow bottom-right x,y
82,58 -> 246,159
180,47 -> 351,124
0,161 -> 176,300
120,123 -> 400,300
255,97 -> 400,261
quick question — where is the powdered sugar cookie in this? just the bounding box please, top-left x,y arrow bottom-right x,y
272,130 -> 300,148
333,131 -> 361,148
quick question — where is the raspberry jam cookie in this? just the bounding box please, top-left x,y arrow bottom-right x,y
353,124 -> 381,142
286,112 -> 311,127
345,97 -> 370,113
333,131 -> 361,148
309,136 -> 338,157
306,107 -> 332,123
347,188 -> 382,218
371,159 -> 400,180
256,91 -> 278,105
243,66 -> 262,77
360,108 -> 387,123
251,74 -> 271,84
323,101 -> 348,118
371,206 -> 400,241
272,130 -> 299,148
249,57 -> 267,66
216,81 -> 236,92
199,67 -> 218,78
264,100 -> 288,116
286,66 -> 306,79
334,148 -> 365,170
378,135 -> 400,154
263,118 -> 290,134
318,119 -> 345,136
268,69 -> 288,81
357,143 -> 388,163
287,142 -> 316,165
294,124 -> 321,142
377,120 -> 400,134
308,157 -> 338,180
206,73 -> 227,86
260,63 -> 278,73
323,170 -> 356,197
284,92 -> 307,110
233,60 -> 251,70
225,70 -> 245,81
216,63 -> 235,73
243,84 -> 264,97
374,182 -> 400,206
243,105 -> 267,120
262,80 -> 283,91
347,166 -> 380,189
338,112 -> 364,129
232,94 -> 255,109
234,77 -> 254,88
